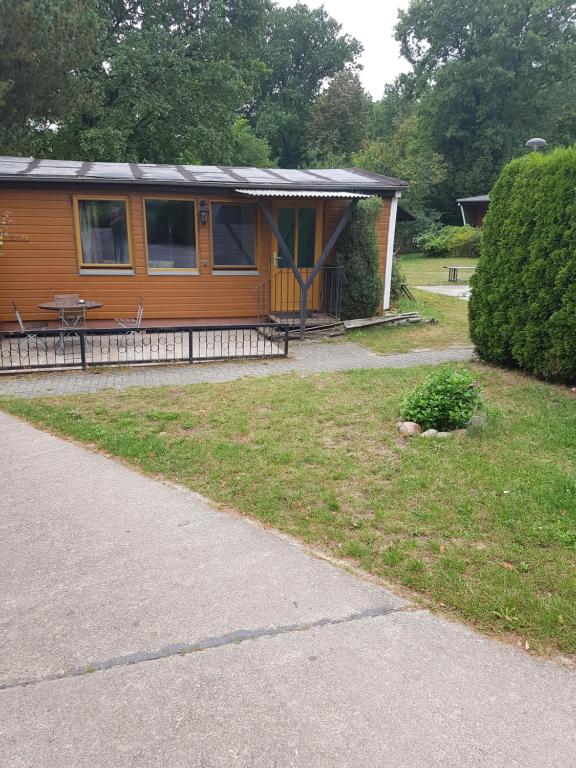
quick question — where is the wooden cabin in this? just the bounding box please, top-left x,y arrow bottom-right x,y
457,194 -> 490,228
0,157 -> 407,332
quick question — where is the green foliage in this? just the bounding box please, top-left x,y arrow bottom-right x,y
401,365 -> 481,430
418,225 -> 481,259
306,71 -> 369,166
252,4 -> 362,167
0,0 -> 101,153
469,146 -> 576,382
0,209 -> 10,257
335,198 -> 383,320
390,260 -> 406,304
228,119 -> 273,167
392,0 -> 576,218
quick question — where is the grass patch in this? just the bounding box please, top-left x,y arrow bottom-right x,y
347,289 -> 470,353
398,253 -> 478,286
2,364 -> 575,654
344,254 -> 473,354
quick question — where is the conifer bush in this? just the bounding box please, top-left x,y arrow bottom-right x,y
469,147 -> 576,382
335,198 -> 383,320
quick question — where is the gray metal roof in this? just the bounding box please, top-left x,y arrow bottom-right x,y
0,156 -> 406,193
457,194 -> 490,203
235,189 -> 371,199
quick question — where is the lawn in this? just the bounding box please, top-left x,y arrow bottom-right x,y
2,363 -> 575,655
345,253 -> 473,354
398,252 -> 478,286
347,290 -> 470,353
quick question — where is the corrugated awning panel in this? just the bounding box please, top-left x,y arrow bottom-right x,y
235,189 -> 372,199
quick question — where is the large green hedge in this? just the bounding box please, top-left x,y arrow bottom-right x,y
335,197 -> 383,320
469,147 -> 576,382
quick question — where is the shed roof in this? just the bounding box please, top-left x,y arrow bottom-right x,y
0,156 -> 407,193
457,194 -> 490,204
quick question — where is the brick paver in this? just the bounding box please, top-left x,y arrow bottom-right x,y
0,342 -> 475,399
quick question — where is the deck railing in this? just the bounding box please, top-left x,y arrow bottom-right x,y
254,265 -> 343,327
0,323 -> 289,373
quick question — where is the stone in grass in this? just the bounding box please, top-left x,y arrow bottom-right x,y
421,429 -> 451,438
397,421 -> 422,437
467,413 -> 487,434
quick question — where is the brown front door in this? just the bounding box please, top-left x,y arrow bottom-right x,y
270,202 -> 323,313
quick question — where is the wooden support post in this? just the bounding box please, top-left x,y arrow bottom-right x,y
258,196 -> 360,339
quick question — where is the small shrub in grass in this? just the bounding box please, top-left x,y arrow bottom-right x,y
400,366 -> 481,431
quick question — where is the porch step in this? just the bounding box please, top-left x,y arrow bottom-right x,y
343,312 -> 424,330
269,312 -> 340,328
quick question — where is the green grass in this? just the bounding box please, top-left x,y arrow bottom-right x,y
345,254 -> 474,354
398,252 -> 478,286
2,363 -> 575,655
348,289 -> 470,353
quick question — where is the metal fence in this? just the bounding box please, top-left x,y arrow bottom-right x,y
0,324 -> 289,373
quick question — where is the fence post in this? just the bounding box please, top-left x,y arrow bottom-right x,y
283,325 -> 289,357
188,328 -> 194,364
79,331 -> 87,370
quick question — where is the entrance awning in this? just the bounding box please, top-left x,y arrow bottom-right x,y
235,189 -> 371,199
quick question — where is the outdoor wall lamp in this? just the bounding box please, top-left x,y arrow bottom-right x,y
199,199 -> 209,225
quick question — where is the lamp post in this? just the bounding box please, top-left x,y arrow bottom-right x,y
526,137 -> 547,151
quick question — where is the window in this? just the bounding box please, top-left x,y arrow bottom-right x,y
212,203 -> 256,268
277,206 -> 317,269
145,199 -> 197,271
75,198 -> 131,267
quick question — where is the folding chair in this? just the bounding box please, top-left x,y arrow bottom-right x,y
115,297 -> 144,336
12,302 -> 49,351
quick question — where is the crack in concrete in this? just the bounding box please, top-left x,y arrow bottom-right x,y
0,604 -> 419,692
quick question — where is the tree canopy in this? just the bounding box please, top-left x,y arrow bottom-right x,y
0,0 -> 574,231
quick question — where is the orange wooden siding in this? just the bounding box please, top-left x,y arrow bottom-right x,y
0,187 -> 392,322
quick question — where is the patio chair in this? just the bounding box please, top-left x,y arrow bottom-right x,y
12,302 -> 49,351
56,304 -> 89,355
115,297 -> 144,335
59,304 -> 87,328
54,293 -> 79,306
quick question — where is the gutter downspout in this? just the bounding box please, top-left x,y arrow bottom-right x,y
383,192 -> 401,312
458,203 -> 467,226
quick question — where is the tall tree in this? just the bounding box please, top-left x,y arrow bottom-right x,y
53,0 -> 270,163
0,0 -> 101,155
394,0 -> 576,215
250,3 -> 362,167
306,71 -> 370,166
0,0 -> 270,163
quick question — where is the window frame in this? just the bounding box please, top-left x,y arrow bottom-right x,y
209,200 -> 259,272
73,194 -> 134,270
142,195 -> 200,275
272,200 -> 323,271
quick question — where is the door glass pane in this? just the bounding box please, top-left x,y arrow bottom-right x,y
212,204 -> 256,266
298,207 -> 316,268
145,200 -> 196,269
78,199 -> 129,265
277,208 -> 295,268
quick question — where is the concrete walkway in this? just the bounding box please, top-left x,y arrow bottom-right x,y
1,411 -> 574,767
417,284 -> 471,301
0,342 -> 474,398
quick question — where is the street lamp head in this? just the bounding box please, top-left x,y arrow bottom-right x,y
526,137 -> 547,151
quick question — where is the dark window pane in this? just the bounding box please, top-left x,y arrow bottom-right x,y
78,200 -> 129,265
298,207 -> 316,268
145,200 -> 196,270
277,208 -> 295,268
212,204 -> 256,267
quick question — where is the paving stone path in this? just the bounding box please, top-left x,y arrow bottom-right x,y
0,342 -> 475,398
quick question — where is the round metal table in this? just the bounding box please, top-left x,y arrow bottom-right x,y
38,300 -> 102,312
